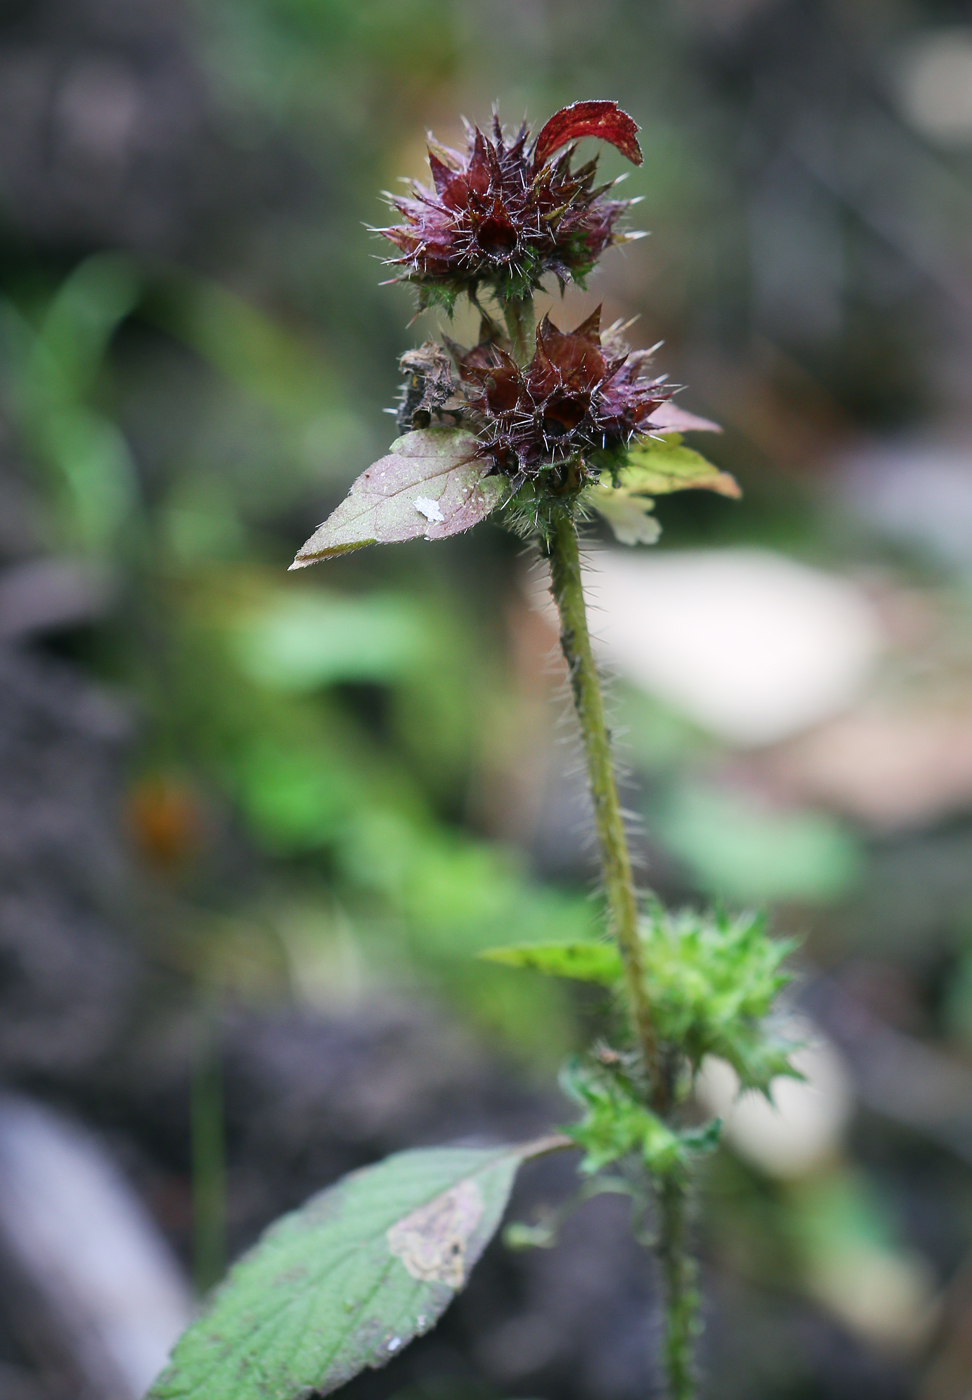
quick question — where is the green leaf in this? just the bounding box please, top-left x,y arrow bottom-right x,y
559,1060 -> 682,1176
679,1118 -> 724,1155
149,1139 -> 560,1400
582,483 -> 661,547
416,283 -> 459,316
618,438 -> 740,499
560,1060 -> 724,1179
291,429 -> 506,567
479,940 -> 624,986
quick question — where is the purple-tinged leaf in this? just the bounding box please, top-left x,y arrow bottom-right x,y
291,429 -> 506,568
647,403 -> 722,434
533,101 -> 642,168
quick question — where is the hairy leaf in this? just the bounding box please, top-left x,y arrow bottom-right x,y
291,429 -> 506,567
560,1060 -> 682,1176
619,439 -> 740,499
646,403 -> 722,434
584,483 -> 661,546
559,1061 -> 723,1178
533,101 -> 643,167
480,940 -> 623,986
149,1140 -> 560,1400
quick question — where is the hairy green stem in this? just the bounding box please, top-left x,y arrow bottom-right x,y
657,1176 -> 699,1400
504,295 -> 535,365
507,258 -> 698,1395
546,506 -> 699,1399
546,507 -> 660,1089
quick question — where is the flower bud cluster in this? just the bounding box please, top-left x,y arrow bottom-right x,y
380,101 -> 644,309
452,309 -> 671,485
383,102 -> 673,489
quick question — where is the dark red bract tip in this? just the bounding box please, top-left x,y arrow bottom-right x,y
533,101 -> 643,168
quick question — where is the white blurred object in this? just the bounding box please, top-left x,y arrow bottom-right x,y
839,439 -> 972,569
695,1019 -> 854,1178
899,29 -> 972,143
698,1024 -> 941,1351
0,1095 -> 192,1400
572,549 -> 883,747
768,706 -> 972,831
802,1229 -> 940,1354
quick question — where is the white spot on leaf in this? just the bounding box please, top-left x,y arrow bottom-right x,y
414,496 -> 444,523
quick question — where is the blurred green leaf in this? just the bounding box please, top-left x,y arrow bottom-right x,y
941,947 -> 972,1047
583,483 -> 661,546
232,738 -> 367,850
231,591 -> 431,690
479,940 -> 623,986
156,276 -> 341,422
656,783 -> 862,905
36,254 -> 142,398
0,257 -> 143,550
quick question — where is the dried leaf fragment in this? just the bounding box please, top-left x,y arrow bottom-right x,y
397,342 -> 456,431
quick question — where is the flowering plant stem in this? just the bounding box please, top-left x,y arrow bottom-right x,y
546,501 -> 698,1400
151,102 -> 799,1400
503,295 -> 536,367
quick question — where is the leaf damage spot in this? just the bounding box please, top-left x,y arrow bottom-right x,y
414,496 -> 444,523
387,1179 -> 484,1288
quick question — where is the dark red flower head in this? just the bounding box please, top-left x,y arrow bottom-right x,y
379,102 -> 643,308
453,308 -> 671,482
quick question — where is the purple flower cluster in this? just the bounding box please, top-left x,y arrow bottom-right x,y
380,101 -> 643,306
454,308 -> 671,484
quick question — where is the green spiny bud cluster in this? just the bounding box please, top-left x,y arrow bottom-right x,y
637,906 -> 799,1094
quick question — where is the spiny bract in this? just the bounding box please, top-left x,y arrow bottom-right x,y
379,101 -> 643,307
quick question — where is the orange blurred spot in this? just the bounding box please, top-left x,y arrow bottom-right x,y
127,777 -> 204,870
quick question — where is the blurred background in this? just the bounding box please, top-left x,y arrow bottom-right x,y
2,0 -> 972,1397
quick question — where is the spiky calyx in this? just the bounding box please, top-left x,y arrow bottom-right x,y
379,102 -> 643,307
452,307 -> 671,485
